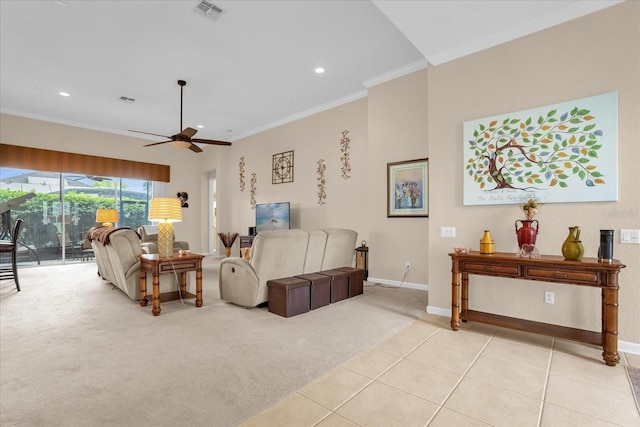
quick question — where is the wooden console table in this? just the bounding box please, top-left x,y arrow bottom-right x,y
139,253 -> 204,316
449,251 -> 625,366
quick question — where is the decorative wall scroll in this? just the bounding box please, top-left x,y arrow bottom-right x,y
239,156 -> 245,191
340,130 -> 351,179
387,158 -> 429,218
272,150 -> 294,184
317,159 -> 326,205
463,92 -> 618,206
250,172 -> 257,209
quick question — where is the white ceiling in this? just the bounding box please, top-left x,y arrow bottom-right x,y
0,0 -> 620,147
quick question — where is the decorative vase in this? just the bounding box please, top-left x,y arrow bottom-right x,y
479,230 -> 494,254
225,247 -> 231,257
562,226 -> 584,260
515,219 -> 539,249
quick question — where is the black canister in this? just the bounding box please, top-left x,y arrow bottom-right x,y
598,229 -> 614,263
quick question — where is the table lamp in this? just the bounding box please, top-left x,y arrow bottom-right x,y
148,197 -> 182,258
96,208 -> 118,227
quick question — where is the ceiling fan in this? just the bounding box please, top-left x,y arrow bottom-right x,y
129,79 -> 231,153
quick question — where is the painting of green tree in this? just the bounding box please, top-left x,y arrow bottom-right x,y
463,92 -> 618,205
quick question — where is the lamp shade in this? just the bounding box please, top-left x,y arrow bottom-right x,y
96,208 -> 118,227
148,197 -> 182,222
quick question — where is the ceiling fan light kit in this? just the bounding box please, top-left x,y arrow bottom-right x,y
128,79 -> 231,153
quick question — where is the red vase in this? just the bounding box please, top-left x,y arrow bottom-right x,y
515,219 -> 539,248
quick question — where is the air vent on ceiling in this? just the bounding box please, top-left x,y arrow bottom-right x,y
194,0 -> 223,21
119,96 -> 135,103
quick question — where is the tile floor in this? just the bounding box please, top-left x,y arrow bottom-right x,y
240,313 -> 640,427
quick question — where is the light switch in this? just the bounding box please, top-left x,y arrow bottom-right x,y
620,229 -> 640,244
440,227 -> 456,238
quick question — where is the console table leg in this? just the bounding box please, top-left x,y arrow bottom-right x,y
451,262 -> 460,331
461,273 -> 469,322
602,284 -> 619,366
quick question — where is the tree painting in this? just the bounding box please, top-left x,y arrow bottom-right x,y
463,92 -> 618,205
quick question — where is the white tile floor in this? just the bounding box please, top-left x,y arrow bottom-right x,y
240,314 -> 640,426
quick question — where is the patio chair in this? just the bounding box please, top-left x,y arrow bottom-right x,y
0,218 -> 24,291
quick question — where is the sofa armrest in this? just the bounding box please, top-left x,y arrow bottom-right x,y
219,257 -> 260,307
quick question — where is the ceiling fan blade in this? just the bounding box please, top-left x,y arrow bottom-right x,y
129,130 -> 171,138
192,138 -> 232,146
181,127 -> 198,138
144,140 -> 172,147
188,143 -> 203,153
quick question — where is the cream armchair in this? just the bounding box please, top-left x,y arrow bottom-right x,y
219,228 -> 357,307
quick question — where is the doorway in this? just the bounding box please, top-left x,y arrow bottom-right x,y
208,174 -> 217,254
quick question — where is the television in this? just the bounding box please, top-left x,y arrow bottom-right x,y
256,202 -> 290,232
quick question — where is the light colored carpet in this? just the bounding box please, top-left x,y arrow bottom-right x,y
0,256 -> 428,426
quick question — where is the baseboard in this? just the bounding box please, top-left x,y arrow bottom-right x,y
620,341 -> 640,356
366,276 -> 428,292
426,305 -> 640,356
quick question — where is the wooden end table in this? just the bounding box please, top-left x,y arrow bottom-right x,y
138,252 -> 204,316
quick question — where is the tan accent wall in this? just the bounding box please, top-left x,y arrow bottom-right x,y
215,97 -> 369,240
426,2 -> 639,343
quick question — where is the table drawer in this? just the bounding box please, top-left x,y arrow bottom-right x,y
159,259 -> 198,273
524,267 -> 599,285
461,262 -> 520,277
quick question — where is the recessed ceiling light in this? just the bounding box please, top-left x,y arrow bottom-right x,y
315,67 -> 325,74
59,92 -> 70,97
197,125 -> 204,128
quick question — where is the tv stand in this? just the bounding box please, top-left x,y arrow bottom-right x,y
449,251 -> 626,366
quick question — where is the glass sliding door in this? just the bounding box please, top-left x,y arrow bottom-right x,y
1,167 -> 153,266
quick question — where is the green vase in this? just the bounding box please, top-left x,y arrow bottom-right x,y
562,226 -> 584,260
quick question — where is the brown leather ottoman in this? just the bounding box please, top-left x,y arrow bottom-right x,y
337,267 -> 364,297
319,269 -> 350,303
296,273 -> 331,309
267,277 -> 310,317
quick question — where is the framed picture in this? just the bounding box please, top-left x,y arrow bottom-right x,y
387,158 -> 429,217
462,92 -> 618,206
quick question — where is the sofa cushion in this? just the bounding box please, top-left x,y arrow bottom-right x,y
321,228 -> 357,270
303,229 -> 327,274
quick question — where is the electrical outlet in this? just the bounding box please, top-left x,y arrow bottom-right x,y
544,291 -> 554,304
405,261 -> 411,270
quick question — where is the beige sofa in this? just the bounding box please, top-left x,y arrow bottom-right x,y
219,228 -> 357,307
89,227 -> 179,300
